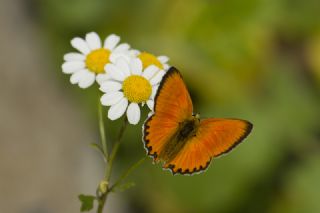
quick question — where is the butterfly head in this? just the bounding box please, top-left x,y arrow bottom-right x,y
193,113 -> 200,123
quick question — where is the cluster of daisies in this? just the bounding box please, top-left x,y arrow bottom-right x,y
62,32 -> 169,125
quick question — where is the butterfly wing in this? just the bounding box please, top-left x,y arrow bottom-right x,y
143,67 -> 193,160
143,67 -> 253,175
163,119 -> 253,174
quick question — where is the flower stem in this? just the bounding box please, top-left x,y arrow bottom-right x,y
98,102 -> 108,160
110,156 -> 146,192
97,117 -> 128,213
105,117 -> 128,179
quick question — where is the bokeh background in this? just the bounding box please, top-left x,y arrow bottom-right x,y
1,0 -> 320,212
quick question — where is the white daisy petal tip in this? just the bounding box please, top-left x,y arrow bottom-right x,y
142,65 -> 159,79
100,91 -> 124,106
96,73 -> 110,85
71,37 -> 90,55
104,34 -> 120,50
147,100 -> 154,111
150,70 -> 165,85
99,81 -> 122,93
78,71 -> 96,89
114,43 -> 130,53
85,32 -> 101,50
130,49 -> 140,57
64,52 -> 86,61
130,58 -> 143,75
163,64 -> 170,71
127,103 -> 141,125
70,70 -> 86,84
62,61 -> 85,74
108,98 -> 128,120
157,56 -> 169,64
151,85 -> 159,99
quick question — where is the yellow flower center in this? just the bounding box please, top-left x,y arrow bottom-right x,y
122,75 -> 152,103
138,52 -> 164,70
85,48 -> 111,74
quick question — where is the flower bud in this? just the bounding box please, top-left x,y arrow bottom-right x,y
99,180 -> 108,194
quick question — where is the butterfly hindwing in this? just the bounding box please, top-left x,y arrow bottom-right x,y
143,67 -> 193,160
164,118 -> 252,174
163,135 -> 212,174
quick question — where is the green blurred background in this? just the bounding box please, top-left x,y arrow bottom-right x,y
1,0 -> 320,212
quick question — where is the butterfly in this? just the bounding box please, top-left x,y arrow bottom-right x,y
143,67 -> 253,175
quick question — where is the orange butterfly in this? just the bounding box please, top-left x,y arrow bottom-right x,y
143,67 -> 253,175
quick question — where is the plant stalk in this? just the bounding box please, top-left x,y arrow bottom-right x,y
97,117 -> 128,213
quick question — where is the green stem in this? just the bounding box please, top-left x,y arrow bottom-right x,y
110,156 -> 146,192
97,193 -> 107,213
98,102 -> 108,160
105,117 -> 128,179
97,117 -> 128,213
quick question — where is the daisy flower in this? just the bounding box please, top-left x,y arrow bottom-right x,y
133,51 -> 170,71
99,58 -> 165,125
62,32 -> 131,88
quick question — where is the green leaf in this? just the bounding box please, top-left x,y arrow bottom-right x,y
111,181 -> 135,193
90,143 -> 104,154
89,143 -> 106,161
78,194 -> 95,212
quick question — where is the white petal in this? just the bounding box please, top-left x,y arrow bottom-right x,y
78,71 -> 95,88
147,111 -> 154,117
85,32 -> 101,50
116,58 -> 131,77
100,91 -> 124,106
70,70 -> 86,84
104,34 -> 120,50
71,37 -> 90,54
113,43 -> 130,52
163,64 -> 170,71
109,53 -> 131,63
62,61 -> 85,74
157,56 -> 169,63
147,100 -> 154,111
64,52 -> 86,61
105,64 -> 126,81
142,65 -> 158,79
96,73 -> 110,84
130,58 -> 143,75
99,81 -> 122,93
130,49 -> 140,57
150,70 -> 165,85
108,98 -> 128,120
127,103 -> 140,125
151,85 -> 159,99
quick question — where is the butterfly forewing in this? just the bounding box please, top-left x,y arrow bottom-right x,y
153,67 -> 193,120
144,67 -> 193,160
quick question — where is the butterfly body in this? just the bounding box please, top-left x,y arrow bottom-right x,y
143,67 -> 253,175
158,115 -> 200,163
177,115 -> 200,140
